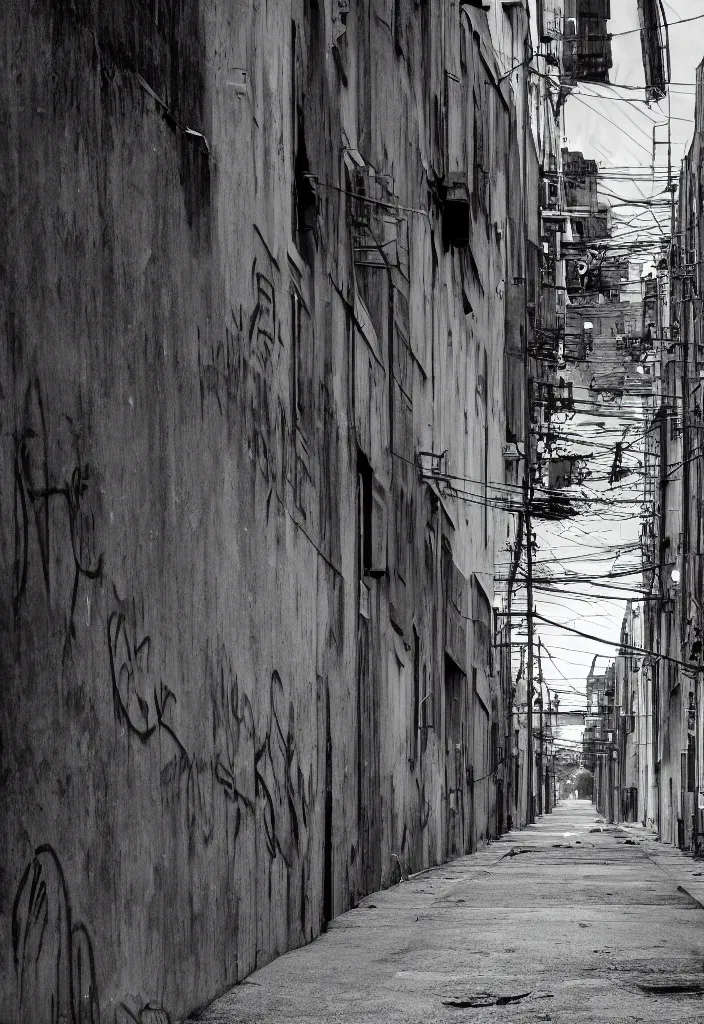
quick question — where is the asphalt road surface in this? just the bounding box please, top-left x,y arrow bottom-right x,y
194,800 -> 704,1023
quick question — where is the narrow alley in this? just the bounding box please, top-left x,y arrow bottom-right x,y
197,801 -> 704,1024
6,1 -> 704,1022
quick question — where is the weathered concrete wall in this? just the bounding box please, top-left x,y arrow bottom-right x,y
1,1 -> 538,1020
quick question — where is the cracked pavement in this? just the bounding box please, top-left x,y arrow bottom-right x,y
193,801 -> 704,1023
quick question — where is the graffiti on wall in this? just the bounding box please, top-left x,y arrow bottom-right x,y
210,642 -> 256,839
197,310 -> 244,417
12,378 -> 103,652
12,844 -> 175,1024
107,591 -> 182,749
12,844 -> 99,1024
106,626 -> 314,868
116,1001 -> 172,1024
107,591 -> 217,843
197,226 -> 293,490
198,225 -> 282,416
256,669 -> 309,866
249,255 -> 280,373
208,642 -> 314,866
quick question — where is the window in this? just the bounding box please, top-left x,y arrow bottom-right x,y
412,628 -> 420,761
357,450 -> 373,577
491,721 -> 499,772
291,290 -> 313,435
291,20 -> 316,265
396,484 -> 408,583
473,89 -> 486,206
482,348 -> 488,547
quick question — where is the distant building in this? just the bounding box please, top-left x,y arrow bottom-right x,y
560,149 -> 614,296
637,58 -> 704,851
562,148 -> 599,212
637,0 -> 668,101
620,261 -> 645,304
563,0 -> 613,84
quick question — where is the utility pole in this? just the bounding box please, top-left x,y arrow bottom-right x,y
521,51 -> 535,826
537,639 -> 544,817
525,466 -> 535,824
544,679 -> 552,814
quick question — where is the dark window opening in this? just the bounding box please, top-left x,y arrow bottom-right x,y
393,0 -> 404,55
514,738 -> 520,800
357,450 -> 373,577
482,347 -> 488,548
412,627 -> 420,761
652,665 -> 660,760
293,110 -> 317,265
291,291 -> 302,419
291,289 -> 313,435
291,19 -> 317,266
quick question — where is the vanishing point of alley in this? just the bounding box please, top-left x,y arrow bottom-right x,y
196,802 -> 704,1024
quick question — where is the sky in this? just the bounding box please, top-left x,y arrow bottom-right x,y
565,0 -> 700,173
530,1 -> 703,726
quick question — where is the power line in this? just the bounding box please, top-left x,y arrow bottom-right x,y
611,12 -> 704,36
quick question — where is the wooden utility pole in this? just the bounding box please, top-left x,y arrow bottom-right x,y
524,406 -> 535,823
521,52 -> 535,826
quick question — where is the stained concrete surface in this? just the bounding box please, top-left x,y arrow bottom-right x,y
193,801 -> 704,1023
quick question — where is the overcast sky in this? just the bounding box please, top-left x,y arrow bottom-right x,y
566,0 -> 699,172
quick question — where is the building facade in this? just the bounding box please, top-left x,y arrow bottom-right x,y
637,58 -> 704,852
563,0 -> 612,84
0,2 -> 569,1021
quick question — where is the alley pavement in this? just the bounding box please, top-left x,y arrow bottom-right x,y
194,801 -> 704,1024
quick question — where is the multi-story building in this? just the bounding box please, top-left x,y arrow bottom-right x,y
563,0 -> 613,84
586,660 -> 616,818
637,0 -> 668,102
615,602 -> 643,822
587,603 -> 646,827
559,149 -> 615,298
637,58 -> 704,851
0,2 -> 570,1020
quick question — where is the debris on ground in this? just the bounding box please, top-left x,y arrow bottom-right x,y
442,991 -> 533,1008
638,981 -> 704,995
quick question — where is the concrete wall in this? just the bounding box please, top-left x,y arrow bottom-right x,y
0,2 -> 540,1021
